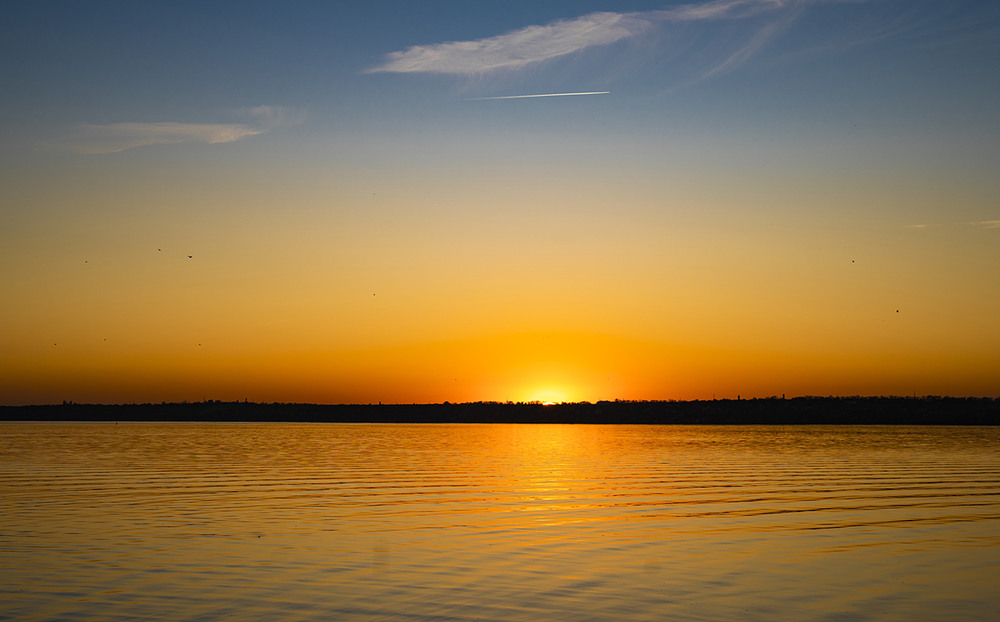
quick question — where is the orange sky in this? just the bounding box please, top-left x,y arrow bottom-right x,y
4,158 -> 997,404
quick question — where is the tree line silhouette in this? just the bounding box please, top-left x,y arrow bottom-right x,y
2,396 -> 998,424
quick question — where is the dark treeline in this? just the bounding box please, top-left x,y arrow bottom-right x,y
2,397 -> 999,424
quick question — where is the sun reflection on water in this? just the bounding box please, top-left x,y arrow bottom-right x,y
3,424 -> 999,622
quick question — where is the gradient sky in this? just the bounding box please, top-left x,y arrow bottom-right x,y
2,0 -> 999,405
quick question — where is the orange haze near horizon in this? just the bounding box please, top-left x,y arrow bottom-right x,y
3,161 -> 998,407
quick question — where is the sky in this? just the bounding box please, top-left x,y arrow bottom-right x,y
2,0 -> 999,405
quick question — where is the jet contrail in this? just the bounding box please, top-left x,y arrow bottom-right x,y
469,91 -> 610,100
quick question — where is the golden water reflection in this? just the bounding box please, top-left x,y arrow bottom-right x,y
2,423 -> 999,621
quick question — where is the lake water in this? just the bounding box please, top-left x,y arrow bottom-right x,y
1,423 -> 998,621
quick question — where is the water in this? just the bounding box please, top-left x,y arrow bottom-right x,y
2,423 -> 998,621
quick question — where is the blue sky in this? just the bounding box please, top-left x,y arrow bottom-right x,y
5,1 -> 998,139
2,1 -> 999,403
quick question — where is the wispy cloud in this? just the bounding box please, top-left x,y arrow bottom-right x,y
651,0 -> 817,21
906,221 -> 1000,230
50,105 -> 300,154
971,220 -> 1000,229
701,11 -> 794,79
367,12 -> 650,75
367,0 -> 863,76
240,104 -> 305,128
62,122 -> 260,154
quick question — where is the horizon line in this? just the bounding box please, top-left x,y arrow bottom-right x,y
5,395 -> 997,408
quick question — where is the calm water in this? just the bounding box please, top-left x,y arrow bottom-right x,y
1,424 -> 998,621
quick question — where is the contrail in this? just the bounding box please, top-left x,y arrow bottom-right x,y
469,91 -> 610,100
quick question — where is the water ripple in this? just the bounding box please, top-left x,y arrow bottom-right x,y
2,423 -> 999,621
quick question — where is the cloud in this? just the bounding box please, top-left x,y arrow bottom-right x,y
50,106 -> 301,154
367,12 -> 651,74
907,221 -> 1000,230
700,11 -> 794,78
240,104 -> 305,128
648,0 -> 838,21
366,0 -> 860,76
653,0 -> 786,21
58,122 -> 260,154
971,220 -> 1000,229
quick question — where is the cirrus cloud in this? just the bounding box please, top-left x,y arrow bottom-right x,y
971,220 -> 1000,229
366,0 -> 867,76
366,11 -> 650,75
48,105 -> 301,154
62,122 -> 261,154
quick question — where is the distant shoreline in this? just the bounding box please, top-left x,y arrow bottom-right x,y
2,397 -> 998,425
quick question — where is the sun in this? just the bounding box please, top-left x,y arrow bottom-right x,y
526,387 -> 573,405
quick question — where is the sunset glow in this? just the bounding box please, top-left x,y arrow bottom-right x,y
2,1 -> 999,405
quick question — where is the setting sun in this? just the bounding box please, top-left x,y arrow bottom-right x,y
526,388 -> 572,405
